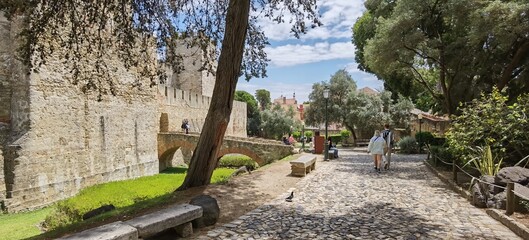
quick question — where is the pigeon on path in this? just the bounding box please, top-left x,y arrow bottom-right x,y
285,191 -> 294,202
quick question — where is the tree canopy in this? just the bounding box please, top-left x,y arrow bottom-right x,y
305,69 -> 414,140
255,89 -> 271,111
1,0 -> 321,95
353,0 -> 529,115
304,69 -> 357,137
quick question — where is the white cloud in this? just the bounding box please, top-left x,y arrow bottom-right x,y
257,0 -> 366,41
344,62 -> 362,73
267,41 -> 355,67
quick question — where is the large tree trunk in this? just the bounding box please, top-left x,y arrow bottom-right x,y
177,0 -> 250,190
439,47 -> 453,116
497,40 -> 529,91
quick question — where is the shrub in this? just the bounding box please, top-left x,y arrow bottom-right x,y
340,130 -> 351,138
398,136 -> 418,154
520,199 -> 529,213
415,131 -> 434,145
329,134 -> 342,145
292,131 -> 301,140
304,131 -> 313,140
446,88 -> 529,165
218,155 -> 259,169
431,137 -> 446,146
429,145 -> 453,163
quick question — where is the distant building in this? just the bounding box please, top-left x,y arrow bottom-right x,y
358,87 -> 379,96
273,93 -> 305,122
410,109 -> 451,136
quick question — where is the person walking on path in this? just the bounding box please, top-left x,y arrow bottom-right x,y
367,130 -> 387,172
381,124 -> 394,170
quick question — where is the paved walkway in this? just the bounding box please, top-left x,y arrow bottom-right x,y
194,149 -> 520,240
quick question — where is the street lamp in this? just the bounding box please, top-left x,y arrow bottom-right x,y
418,113 -> 423,153
323,88 -> 330,161
301,124 -> 305,151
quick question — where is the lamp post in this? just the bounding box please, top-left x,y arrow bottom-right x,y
323,88 -> 330,161
301,124 -> 305,151
418,113 -> 423,153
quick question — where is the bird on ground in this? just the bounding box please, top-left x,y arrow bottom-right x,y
285,191 -> 294,202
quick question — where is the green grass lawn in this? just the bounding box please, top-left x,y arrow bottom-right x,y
0,208 -> 52,240
0,167 -> 234,240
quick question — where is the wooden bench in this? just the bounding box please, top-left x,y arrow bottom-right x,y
290,155 -> 317,177
356,139 -> 370,147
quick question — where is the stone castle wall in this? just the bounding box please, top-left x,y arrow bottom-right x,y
169,43 -> 216,97
0,13 -> 160,212
158,84 -> 247,137
0,12 -> 247,211
0,13 -> 11,202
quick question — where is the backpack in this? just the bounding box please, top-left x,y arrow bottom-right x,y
382,129 -> 393,146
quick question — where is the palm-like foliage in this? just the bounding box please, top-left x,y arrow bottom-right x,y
465,145 -> 503,176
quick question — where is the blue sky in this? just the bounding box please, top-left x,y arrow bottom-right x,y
236,0 -> 383,104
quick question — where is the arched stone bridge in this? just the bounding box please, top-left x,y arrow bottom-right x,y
158,132 -> 294,170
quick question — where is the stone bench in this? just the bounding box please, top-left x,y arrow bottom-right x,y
59,204 -> 202,240
290,155 -> 317,177
125,204 -> 202,238
58,221 -> 138,240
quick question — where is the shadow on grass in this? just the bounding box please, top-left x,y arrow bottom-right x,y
27,167 -> 207,240
160,167 -> 187,174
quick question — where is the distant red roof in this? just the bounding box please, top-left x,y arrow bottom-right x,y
273,95 -> 297,106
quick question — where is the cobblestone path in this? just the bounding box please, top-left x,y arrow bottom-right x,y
194,149 -> 520,240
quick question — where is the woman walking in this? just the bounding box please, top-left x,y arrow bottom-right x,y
367,130 -> 387,173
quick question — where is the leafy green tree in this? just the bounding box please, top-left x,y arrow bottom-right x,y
260,108 -> 295,140
305,69 -> 357,138
305,69 -> 415,142
255,89 -> 271,111
389,94 -> 415,130
1,0 -> 321,190
355,0 -> 529,115
344,91 -> 387,139
234,90 -> 260,136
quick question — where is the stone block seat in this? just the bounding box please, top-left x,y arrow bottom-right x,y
59,204 -> 202,240
328,149 -> 336,159
290,155 -> 317,177
125,204 -> 202,238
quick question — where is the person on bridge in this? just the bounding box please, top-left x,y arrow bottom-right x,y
367,130 -> 387,173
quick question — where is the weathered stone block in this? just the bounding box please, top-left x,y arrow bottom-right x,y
174,222 -> 193,237
58,221 -> 138,240
189,195 -> 220,228
495,167 -> 529,186
125,204 -> 202,238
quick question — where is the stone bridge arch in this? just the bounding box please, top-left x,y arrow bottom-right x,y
217,147 -> 264,166
158,139 -> 195,171
158,133 -> 294,171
